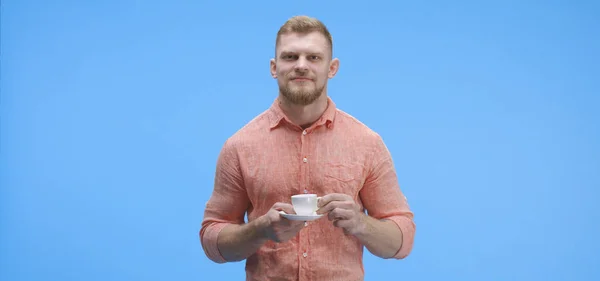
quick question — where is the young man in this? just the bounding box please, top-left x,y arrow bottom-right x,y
200,15 -> 415,281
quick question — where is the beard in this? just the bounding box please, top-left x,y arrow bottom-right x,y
280,81 -> 325,106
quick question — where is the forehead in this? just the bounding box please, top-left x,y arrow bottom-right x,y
277,32 -> 330,55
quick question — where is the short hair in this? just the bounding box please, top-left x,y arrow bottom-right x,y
275,15 -> 333,56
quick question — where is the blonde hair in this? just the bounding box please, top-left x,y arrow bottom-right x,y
275,15 -> 333,55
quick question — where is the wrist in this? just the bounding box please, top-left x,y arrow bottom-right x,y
253,214 -> 271,241
351,212 -> 370,237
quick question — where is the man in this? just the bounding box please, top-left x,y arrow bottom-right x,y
200,15 -> 415,281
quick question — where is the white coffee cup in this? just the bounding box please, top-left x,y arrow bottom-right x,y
291,194 -> 320,216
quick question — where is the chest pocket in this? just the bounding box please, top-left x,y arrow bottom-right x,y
320,162 -> 365,196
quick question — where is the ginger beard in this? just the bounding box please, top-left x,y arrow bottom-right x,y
279,73 -> 325,106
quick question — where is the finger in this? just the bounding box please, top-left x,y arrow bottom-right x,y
317,201 -> 340,215
280,221 -> 305,236
328,208 -> 353,221
272,202 -> 296,214
269,209 -> 294,225
292,221 -> 306,231
318,200 -> 355,215
328,211 -> 336,221
279,224 -> 305,242
317,193 -> 347,208
270,211 -> 288,224
333,218 -> 351,230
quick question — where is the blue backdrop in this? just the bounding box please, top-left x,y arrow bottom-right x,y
2,1 -> 599,280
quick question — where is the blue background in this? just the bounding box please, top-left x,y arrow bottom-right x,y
2,1 -> 599,280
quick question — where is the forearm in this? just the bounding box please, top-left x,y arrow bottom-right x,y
354,214 -> 403,259
217,216 -> 269,262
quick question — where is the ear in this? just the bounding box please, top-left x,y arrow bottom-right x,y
270,58 -> 277,78
328,58 -> 340,78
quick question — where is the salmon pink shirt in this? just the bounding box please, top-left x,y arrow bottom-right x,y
200,97 -> 415,281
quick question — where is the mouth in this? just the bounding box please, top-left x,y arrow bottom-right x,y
291,77 -> 313,82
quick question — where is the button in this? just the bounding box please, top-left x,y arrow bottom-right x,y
303,189 -> 308,194
302,157 -> 308,163
302,130 -> 307,135
304,222 -> 308,226
302,252 -> 308,258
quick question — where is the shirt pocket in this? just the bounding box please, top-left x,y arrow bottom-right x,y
322,162 -> 365,195
324,162 -> 359,182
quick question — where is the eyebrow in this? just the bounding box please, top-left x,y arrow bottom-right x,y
280,51 -> 325,57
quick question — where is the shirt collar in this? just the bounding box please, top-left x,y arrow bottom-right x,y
268,96 -> 336,130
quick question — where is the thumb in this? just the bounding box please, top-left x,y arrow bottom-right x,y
272,202 -> 296,214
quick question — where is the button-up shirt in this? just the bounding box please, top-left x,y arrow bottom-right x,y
200,97 -> 415,281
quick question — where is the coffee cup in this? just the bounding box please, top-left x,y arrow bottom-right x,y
291,194 -> 320,216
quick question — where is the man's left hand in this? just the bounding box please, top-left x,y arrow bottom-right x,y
316,193 -> 366,235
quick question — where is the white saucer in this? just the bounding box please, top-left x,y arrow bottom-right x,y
279,211 -> 323,221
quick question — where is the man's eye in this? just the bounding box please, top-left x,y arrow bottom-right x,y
310,56 -> 320,60
283,55 -> 296,60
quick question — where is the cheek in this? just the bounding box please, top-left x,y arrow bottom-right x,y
317,67 -> 330,79
277,77 -> 287,87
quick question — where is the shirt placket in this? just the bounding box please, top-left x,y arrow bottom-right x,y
298,128 -> 311,281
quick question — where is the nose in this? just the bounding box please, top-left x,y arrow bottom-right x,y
294,57 -> 309,71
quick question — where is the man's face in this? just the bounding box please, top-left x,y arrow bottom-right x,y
270,31 -> 339,105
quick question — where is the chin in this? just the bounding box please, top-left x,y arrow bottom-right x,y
283,92 -> 322,106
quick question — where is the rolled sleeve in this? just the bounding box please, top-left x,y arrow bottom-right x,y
387,215 -> 416,259
199,138 -> 249,263
360,134 -> 416,259
200,222 -> 229,263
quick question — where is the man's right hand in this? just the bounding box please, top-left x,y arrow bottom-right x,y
260,202 -> 305,243
214,202 -> 305,262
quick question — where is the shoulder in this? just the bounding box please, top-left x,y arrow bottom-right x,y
334,108 -> 396,173
221,108 -> 272,151
333,108 -> 393,164
334,108 -> 384,143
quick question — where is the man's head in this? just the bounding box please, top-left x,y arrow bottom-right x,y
270,16 -> 339,105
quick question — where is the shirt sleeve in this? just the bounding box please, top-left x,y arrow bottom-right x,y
199,138 -> 250,263
359,134 -> 416,259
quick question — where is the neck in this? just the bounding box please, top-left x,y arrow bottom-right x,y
278,93 -> 329,129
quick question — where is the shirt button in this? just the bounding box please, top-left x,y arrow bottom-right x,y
304,222 -> 308,226
303,189 -> 308,194
302,157 -> 308,163
302,130 -> 307,135
303,252 -> 308,258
